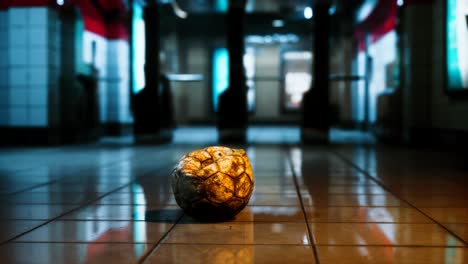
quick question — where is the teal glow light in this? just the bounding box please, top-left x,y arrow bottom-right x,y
132,3 -> 146,93
212,48 -> 229,112
447,0 -> 463,90
215,0 -> 228,12
132,184 -> 146,257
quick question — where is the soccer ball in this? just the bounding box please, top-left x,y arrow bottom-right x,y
171,146 -> 254,221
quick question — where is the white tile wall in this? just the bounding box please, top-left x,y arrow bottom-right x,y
0,109 -> 8,125
8,48 -> 27,66
10,107 -> 28,126
9,67 -> 28,86
28,88 -> 47,106
107,40 -> 129,68
107,110 -> 119,122
0,90 -> 9,105
0,47 -> 7,65
98,81 -> 108,122
0,66 -> 7,85
29,106 -> 47,126
29,8 -> 48,26
0,28 -> 7,49
11,88 -> 28,106
0,11 -> 7,30
8,8 -> 28,27
29,48 -> 48,66
106,66 -> 121,80
83,31 -> 107,71
2,7 -> 55,128
9,27 -> 28,48
3,11 -> 132,128
30,27 -> 48,47
29,68 -> 48,86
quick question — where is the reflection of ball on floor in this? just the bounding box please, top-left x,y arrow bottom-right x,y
171,146 -> 254,221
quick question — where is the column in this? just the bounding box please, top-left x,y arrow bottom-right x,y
133,3 -> 171,143
302,3 -> 330,144
217,0 -> 248,143
400,3 -> 433,143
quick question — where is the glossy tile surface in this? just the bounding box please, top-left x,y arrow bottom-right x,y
15,221 -> 174,243
0,242 -> 149,264
311,223 -> 464,246
164,222 -> 310,245
318,246 -> 468,264
0,143 -> 467,263
146,244 -> 316,264
305,207 -> 431,223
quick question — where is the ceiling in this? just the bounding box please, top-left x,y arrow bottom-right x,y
175,0 -> 363,19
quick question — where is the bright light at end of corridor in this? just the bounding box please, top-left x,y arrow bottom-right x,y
304,7 -> 313,19
56,0 -> 64,5
397,0 -> 404,6
272,19 -> 285,27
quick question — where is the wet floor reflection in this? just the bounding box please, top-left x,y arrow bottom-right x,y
0,144 -> 466,262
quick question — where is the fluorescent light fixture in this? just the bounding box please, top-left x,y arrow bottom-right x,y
304,7 -> 313,19
272,19 -> 285,27
329,4 -> 336,15
172,0 -> 188,19
245,34 -> 300,44
167,74 -> 204,82
283,51 -> 312,60
357,0 -> 378,22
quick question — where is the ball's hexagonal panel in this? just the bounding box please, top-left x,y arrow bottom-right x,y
235,173 -> 252,198
217,156 -> 244,178
171,146 -> 254,221
187,149 -> 211,162
204,172 -> 235,204
196,162 -> 219,179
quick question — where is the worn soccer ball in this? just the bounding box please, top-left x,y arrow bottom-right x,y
171,146 -> 254,221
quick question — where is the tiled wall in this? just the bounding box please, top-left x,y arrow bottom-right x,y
400,0 -> 468,139
0,10 -> 9,126
431,0 -> 468,131
83,31 -> 132,125
0,7 -> 132,133
0,7 -> 60,128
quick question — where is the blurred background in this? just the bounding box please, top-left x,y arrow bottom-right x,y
0,0 -> 467,148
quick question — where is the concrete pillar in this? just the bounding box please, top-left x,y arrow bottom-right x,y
134,3 -> 171,143
217,0 -> 248,143
302,3 -> 330,144
400,3 -> 433,144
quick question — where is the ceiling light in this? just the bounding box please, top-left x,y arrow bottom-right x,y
304,7 -> 313,19
272,19 -> 284,27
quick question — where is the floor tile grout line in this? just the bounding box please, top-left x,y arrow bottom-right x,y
2,219 -> 452,224
0,164 -> 174,246
4,203 -> 440,208
0,184 -> 134,246
152,242 -> 468,248
136,213 -> 184,264
4,148 -> 158,196
314,244 -> 468,248
331,150 -> 468,246
15,241 -> 466,248
287,148 -> 321,264
8,241 -> 157,245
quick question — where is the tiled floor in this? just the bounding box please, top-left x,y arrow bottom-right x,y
0,141 -> 467,263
